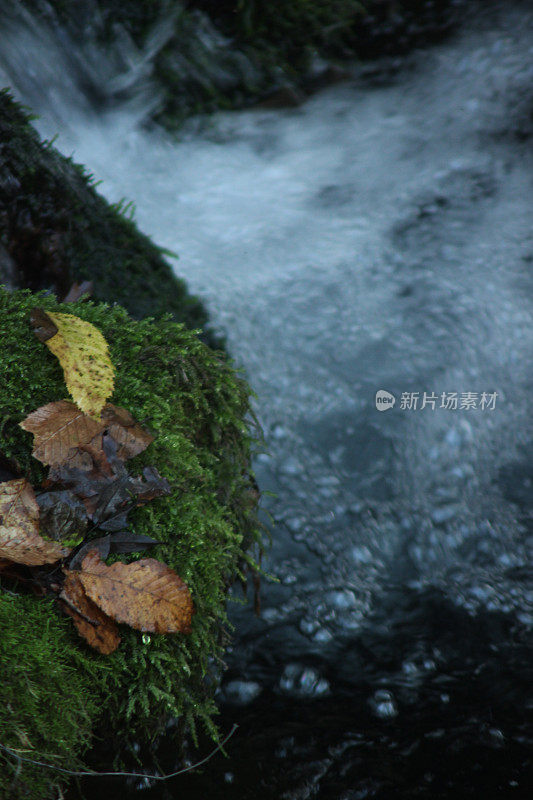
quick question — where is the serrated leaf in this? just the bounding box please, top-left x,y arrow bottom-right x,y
0,479 -> 69,566
79,550 -> 194,634
20,400 -> 105,467
31,309 -> 115,417
61,570 -> 121,654
101,404 -> 154,460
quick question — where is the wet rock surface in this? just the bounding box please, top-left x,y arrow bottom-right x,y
1,1 -> 531,797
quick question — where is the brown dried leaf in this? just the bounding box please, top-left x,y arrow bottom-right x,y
61,570 -> 120,654
20,400 -> 105,467
0,478 -> 68,565
79,550 -> 194,634
101,404 -> 154,460
133,466 -> 172,505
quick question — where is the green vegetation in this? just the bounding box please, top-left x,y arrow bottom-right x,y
0,593 -> 99,799
0,288 -> 262,798
0,89 -> 211,336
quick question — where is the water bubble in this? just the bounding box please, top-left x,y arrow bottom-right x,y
299,617 -> 320,637
224,680 -> 262,706
313,628 -> 333,643
279,664 -> 330,697
262,607 -> 281,623
326,589 -> 357,610
431,504 -> 459,525
369,689 -> 398,719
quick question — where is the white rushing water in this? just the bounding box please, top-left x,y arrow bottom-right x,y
1,1 -> 532,675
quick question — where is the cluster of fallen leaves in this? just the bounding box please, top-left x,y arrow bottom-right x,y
0,307 -> 193,654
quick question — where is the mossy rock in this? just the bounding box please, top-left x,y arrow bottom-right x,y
17,1 -> 462,129
0,288 -> 261,799
0,88 -> 214,341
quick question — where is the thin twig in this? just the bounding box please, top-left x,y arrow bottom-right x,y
0,723 -> 238,780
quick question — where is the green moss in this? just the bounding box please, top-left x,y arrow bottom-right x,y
0,89 -> 215,342
0,288 -> 262,798
0,593 -> 99,799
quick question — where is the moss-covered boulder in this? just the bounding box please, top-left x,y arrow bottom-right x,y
0,88 -> 211,337
0,288 -> 261,798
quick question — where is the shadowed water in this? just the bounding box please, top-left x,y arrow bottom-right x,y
1,1 -> 532,797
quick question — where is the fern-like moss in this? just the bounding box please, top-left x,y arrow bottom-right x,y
0,593 -> 100,798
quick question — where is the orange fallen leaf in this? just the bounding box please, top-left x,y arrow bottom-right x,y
101,404 -> 154,460
0,479 -> 68,566
20,400 -> 105,467
61,570 -> 121,654
79,550 -> 193,634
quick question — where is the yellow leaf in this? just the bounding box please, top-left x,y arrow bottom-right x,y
32,309 -> 115,417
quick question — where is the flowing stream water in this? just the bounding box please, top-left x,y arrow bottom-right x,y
1,1 -> 532,797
